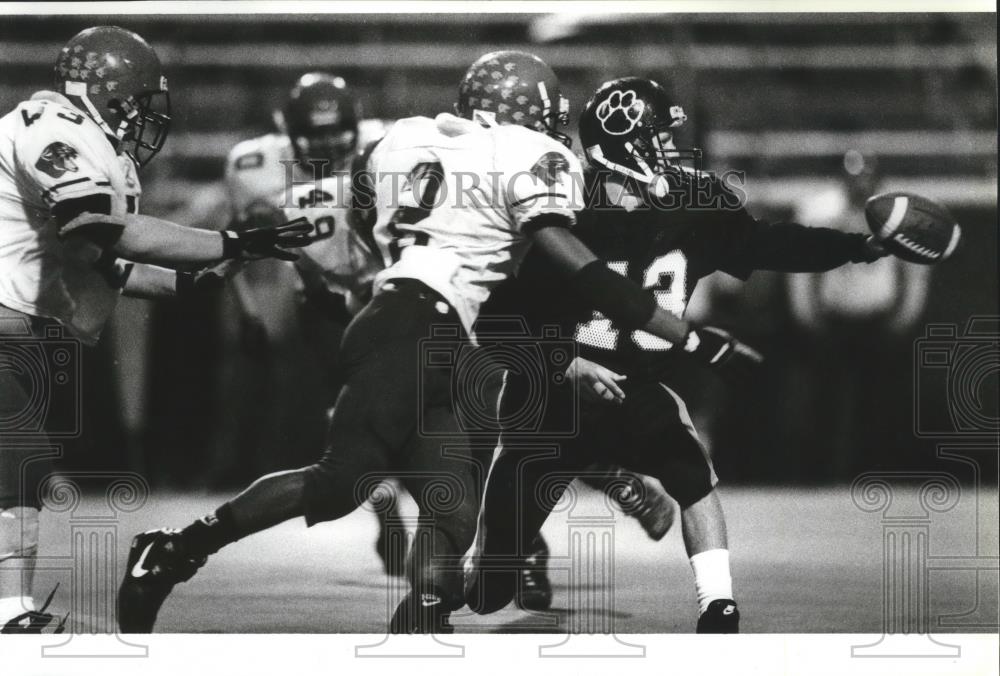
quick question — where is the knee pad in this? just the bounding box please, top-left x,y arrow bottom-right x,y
0,507 -> 39,562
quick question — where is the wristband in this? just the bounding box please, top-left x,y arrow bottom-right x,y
220,230 -> 241,259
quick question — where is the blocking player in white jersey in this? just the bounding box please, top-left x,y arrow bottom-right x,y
118,51 -> 760,635
0,26 -> 309,633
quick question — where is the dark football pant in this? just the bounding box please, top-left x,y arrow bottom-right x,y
474,377 -> 716,604
0,310 -> 62,510
301,280 -> 481,609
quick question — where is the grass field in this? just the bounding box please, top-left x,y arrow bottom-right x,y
34,485 -> 998,634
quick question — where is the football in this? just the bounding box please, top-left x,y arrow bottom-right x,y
864,191 -> 962,264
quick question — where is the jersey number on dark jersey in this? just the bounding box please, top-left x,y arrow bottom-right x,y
575,251 -> 689,351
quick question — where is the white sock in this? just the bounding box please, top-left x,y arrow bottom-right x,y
0,596 -> 34,625
689,548 -> 733,614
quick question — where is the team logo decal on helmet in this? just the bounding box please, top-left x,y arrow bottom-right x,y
596,90 -> 646,136
35,142 -> 80,179
580,76 -> 702,191
530,151 -> 571,187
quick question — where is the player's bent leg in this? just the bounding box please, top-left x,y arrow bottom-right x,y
466,449 -> 570,615
120,300 -> 403,633
391,406 -> 479,634
374,479 -> 406,578
618,382 -> 738,633
581,467 -> 677,541
1,341 -> 58,633
118,467 -> 311,633
682,490 -> 739,633
515,532 -> 552,611
0,505 -> 48,633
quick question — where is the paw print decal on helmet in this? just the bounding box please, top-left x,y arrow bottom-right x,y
595,89 -> 645,136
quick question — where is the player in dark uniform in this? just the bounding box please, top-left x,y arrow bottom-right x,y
467,76 -> 888,632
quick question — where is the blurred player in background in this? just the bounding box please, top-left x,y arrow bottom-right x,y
221,71 -> 389,355
469,77 -> 892,632
118,51 -> 758,635
0,26 -> 309,633
211,75 -> 403,569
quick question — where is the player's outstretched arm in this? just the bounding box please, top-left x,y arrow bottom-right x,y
123,260 -> 245,299
531,223 -> 763,375
56,202 -> 312,266
121,263 -> 177,298
531,223 -> 689,342
736,221 -> 887,273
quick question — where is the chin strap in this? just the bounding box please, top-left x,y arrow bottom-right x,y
587,144 -> 671,198
63,81 -> 117,140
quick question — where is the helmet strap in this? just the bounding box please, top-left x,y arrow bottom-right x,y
472,109 -> 499,127
588,143 -> 656,184
63,81 -> 117,140
537,81 -> 552,123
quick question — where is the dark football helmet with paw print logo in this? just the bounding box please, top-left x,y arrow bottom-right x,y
579,76 -> 702,193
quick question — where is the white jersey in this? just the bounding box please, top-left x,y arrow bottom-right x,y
224,121 -> 390,305
279,177 -> 382,304
369,113 -> 583,335
225,120 -> 391,224
0,91 -> 140,344
224,132 -> 292,225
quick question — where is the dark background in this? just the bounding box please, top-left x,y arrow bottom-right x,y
2,13 -> 996,487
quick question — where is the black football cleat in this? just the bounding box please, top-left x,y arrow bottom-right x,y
389,589 -> 454,634
696,599 -> 740,633
515,534 -> 553,611
117,529 -> 206,633
1,584 -> 67,634
614,474 -> 676,542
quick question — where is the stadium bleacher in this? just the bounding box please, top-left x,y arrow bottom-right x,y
1,13 -> 995,205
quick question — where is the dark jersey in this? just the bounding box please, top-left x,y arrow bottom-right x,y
485,166 -> 872,381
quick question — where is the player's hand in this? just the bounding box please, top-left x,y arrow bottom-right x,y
565,356 -> 627,405
860,235 -> 889,263
220,217 -> 313,262
683,326 -> 764,382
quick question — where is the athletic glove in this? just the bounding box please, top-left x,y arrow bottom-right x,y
858,235 -> 889,263
683,326 -> 764,381
220,217 -> 313,262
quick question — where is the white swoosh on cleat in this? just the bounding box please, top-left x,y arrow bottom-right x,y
130,542 -> 156,579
